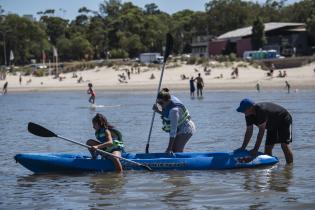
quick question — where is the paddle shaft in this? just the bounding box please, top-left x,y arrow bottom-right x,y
57,135 -> 151,170
145,60 -> 167,153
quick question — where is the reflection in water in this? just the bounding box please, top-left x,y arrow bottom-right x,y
242,165 -> 293,192
15,174 -> 91,209
88,173 -> 125,209
242,165 -> 296,209
3,90 -> 315,209
268,165 -> 293,192
160,172 -> 195,209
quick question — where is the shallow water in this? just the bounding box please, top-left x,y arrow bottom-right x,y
0,89 -> 314,209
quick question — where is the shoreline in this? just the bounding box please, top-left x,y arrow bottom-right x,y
2,62 -> 315,93
6,81 -> 315,93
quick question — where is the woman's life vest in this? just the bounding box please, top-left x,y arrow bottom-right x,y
95,127 -> 124,152
160,97 -> 191,133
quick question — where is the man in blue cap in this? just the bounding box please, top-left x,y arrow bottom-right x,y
235,98 -> 293,164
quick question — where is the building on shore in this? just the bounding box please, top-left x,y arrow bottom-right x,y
208,22 -> 310,57
191,35 -> 213,58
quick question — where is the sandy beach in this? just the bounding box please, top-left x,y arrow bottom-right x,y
1,61 -> 315,93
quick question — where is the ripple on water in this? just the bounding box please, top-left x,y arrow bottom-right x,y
1,90 -> 315,209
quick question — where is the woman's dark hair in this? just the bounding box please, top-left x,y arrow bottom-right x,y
157,88 -> 171,101
92,113 -> 114,129
88,83 -> 93,87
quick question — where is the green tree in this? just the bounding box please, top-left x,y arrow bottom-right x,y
306,13 -> 315,44
144,3 -> 160,14
281,0 -> 315,22
56,37 -> 72,60
251,17 -> 266,50
99,0 -> 122,17
205,0 -> 259,35
170,10 -> 195,54
40,16 -> 68,45
87,16 -> 108,59
0,14 -> 50,64
118,32 -> 145,57
70,35 -> 93,60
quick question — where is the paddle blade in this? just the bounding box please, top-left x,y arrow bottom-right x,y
163,33 -> 173,63
28,122 -> 57,138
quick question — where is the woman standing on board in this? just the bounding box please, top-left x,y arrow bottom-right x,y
152,88 -> 196,153
87,83 -> 96,104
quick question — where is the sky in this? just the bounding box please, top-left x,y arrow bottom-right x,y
0,0 -> 301,21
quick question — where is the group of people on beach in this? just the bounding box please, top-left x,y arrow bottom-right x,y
86,84 -> 293,172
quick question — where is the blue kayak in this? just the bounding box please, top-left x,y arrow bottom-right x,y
15,150 -> 278,174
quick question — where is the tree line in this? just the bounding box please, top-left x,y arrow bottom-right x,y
0,0 -> 314,65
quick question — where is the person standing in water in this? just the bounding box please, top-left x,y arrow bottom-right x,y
256,82 -> 260,93
285,81 -> 290,93
195,73 -> 204,97
189,77 -> 195,98
2,81 -> 8,95
86,113 -> 124,172
235,98 -> 293,164
87,83 -> 96,104
152,88 -> 196,153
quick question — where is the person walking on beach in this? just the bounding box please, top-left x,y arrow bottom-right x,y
152,88 -> 196,153
195,73 -> 204,97
87,83 -> 96,104
2,81 -> 8,95
189,77 -> 195,97
127,69 -> 131,80
86,113 -> 124,172
235,98 -> 293,164
19,74 -> 22,85
285,81 -> 290,93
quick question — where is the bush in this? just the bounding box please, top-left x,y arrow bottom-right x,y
110,49 -> 129,58
237,63 -> 248,68
214,54 -> 239,63
148,63 -> 160,69
197,57 -> 209,65
33,69 -> 45,77
228,53 -> 237,62
105,61 -> 114,67
187,56 -> 197,64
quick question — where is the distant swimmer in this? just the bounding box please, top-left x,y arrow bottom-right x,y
2,81 -> 8,95
87,83 -> 96,104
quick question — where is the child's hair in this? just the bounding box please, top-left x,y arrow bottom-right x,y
92,113 -> 114,129
88,83 -> 93,88
157,88 -> 171,101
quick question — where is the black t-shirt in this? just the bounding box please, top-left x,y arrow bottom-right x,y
245,102 -> 292,130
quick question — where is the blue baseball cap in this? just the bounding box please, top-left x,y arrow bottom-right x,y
236,98 -> 255,113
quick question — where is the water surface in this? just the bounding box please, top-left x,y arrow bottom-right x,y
0,89 -> 314,209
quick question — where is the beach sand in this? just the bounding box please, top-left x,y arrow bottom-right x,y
1,61 -> 315,92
